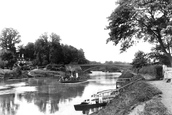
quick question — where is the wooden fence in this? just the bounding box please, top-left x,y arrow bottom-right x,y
91,75 -> 143,101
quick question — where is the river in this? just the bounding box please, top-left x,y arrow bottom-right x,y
0,71 -> 121,115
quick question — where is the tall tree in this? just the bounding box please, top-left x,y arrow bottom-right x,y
34,33 -> 49,65
107,0 -> 172,66
49,33 -> 63,64
0,28 -> 21,53
34,33 -> 63,65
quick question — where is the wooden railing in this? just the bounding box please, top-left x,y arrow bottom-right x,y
116,77 -> 143,92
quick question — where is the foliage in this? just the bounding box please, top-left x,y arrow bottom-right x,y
148,44 -> 171,66
0,27 -> 89,68
0,28 -> 21,53
62,44 -> 88,64
16,33 -> 89,66
131,51 -> 149,68
34,33 -> 50,65
139,65 -> 163,80
0,49 -> 16,69
0,28 -> 21,68
119,70 -> 134,78
148,52 -> 170,66
24,42 -> 35,60
49,33 -> 63,64
106,0 -> 172,66
0,58 -> 7,68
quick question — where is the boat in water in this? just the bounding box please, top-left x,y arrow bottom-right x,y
74,99 -> 107,110
74,89 -> 120,110
60,79 -> 83,83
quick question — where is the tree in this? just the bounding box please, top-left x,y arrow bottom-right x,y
0,49 -> 16,69
61,45 -> 89,64
49,33 -> 63,64
106,0 -> 172,66
0,28 -> 21,53
148,44 -> 171,66
34,33 -> 49,65
0,28 -> 20,67
34,33 -> 63,65
77,49 -> 89,64
131,51 -> 149,68
24,42 -> 35,61
62,45 -> 76,64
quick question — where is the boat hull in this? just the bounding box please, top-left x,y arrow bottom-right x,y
60,80 -> 84,83
74,102 -> 107,110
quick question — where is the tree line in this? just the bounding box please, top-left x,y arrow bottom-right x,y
0,28 -> 89,69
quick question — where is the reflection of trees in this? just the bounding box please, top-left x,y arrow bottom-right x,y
22,79 -> 88,114
81,107 -> 102,115
0,94 -> 19,115
34,93 -> 61,113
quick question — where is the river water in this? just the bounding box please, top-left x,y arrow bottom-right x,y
0,71 -> 121,115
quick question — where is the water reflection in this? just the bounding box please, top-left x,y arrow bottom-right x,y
82,107 -> 103,115
0,71 -> 121,115
0,94 -> 19,115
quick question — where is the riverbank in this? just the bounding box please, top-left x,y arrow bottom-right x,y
91,70 -> 170,115
0,68 -> 91,82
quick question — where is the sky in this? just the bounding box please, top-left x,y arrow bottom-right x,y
0,0 -> 153,63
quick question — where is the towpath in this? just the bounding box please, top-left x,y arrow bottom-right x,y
149,80 -> 172,114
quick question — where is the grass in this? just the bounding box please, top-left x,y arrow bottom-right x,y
139,96 -> 171,115
91,78 -> 162,115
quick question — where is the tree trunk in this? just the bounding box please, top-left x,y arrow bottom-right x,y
156,31 -> 172,66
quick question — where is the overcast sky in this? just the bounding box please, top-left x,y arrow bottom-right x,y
0,0 -> 153,63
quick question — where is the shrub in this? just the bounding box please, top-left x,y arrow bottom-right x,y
139,65 -> 163,80
0,59 -> 7,68
119,70 -> 134,78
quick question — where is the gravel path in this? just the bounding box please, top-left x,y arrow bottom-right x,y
149,80 -> 172,114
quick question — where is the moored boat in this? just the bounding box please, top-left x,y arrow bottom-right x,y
60,79 -> 83,83
74,99 -> 107,110
60,64 -> 84,83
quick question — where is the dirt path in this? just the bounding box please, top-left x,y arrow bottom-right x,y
149,80 -> 172,114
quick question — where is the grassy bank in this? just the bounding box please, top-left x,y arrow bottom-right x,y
91,73 -> 162,115
134,96 -> 170,115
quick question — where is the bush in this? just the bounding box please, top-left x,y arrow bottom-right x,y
139,65 -> 163,80
0,59 -> 7,68
119,70 -> 134,78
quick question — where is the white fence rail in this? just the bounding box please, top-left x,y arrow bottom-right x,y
163,65 -> 172,80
